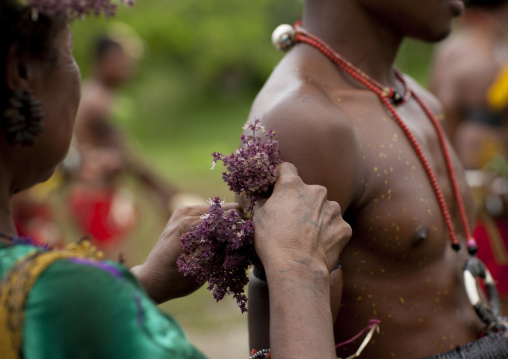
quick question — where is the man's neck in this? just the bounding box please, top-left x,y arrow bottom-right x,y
302,0 -> 403,88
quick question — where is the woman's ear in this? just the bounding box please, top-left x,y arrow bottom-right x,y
5,43 -> 32,92
2,43 -> 45,147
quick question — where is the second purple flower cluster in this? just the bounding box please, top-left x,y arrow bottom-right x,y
177,120 -> 281,312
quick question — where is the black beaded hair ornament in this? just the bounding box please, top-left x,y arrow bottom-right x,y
1,90 -> 44,146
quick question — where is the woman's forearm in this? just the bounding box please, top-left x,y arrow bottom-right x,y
265,256 -> 337,359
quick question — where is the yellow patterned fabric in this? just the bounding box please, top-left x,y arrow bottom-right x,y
0,242 -> 103,359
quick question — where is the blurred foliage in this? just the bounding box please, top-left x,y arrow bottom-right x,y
396,38 -> 435,86
71,0 -> 303,137
71,0 -> 434,146
70,0 -> 306,199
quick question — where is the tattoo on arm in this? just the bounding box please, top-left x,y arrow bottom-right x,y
277,261 -> 328,300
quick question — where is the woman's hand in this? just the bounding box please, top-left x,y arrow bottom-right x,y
131,203 -> 239,304
253,162 -> 351,274
251,162 -> 352,359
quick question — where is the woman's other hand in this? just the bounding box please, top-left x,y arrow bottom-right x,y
131,203 -> 239,303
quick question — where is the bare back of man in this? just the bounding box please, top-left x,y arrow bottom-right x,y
246,0 -> 488,358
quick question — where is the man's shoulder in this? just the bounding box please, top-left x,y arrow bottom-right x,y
246,60 -> 363,208
250,67 -> 355,140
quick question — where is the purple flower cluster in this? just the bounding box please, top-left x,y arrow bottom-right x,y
178,120 -> 281,312
22,0 -> 133,19
212,119 -> 282,213
177,197 -> 255,313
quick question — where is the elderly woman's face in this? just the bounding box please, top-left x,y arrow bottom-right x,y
28,24 -> 81,183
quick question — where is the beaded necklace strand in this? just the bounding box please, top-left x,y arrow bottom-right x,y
293,24 -> 478,255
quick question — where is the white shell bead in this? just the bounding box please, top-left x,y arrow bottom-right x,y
271,24 -> 295,51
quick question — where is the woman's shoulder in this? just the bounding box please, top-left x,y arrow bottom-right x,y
0,244 -> 205,359
30,255 -> 203,358
0,241 -> 40,276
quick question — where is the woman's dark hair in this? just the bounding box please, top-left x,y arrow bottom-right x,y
0,0 -> 66,112
467,0 -> 508,7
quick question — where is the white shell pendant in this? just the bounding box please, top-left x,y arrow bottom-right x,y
271,24 -> 296,51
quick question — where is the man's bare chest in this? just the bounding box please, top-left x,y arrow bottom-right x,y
341,101 -> 475,264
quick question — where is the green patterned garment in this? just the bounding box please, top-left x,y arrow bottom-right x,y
0,242 -> 206,359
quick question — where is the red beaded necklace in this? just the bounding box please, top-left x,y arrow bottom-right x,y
294,24 -> 478,255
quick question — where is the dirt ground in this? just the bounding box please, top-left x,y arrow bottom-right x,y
160,286 -> 250,358
185,322 -> 249,358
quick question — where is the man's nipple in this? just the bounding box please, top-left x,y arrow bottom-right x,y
411,227 -> 429,247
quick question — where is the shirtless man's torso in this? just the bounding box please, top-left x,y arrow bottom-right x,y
246,0 -> 488,357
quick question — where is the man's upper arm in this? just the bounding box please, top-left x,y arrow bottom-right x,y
246,91 -> 358,348
248,92 -> 362,212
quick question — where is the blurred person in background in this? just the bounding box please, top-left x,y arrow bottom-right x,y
69,30 -> 183,259
0,0 -> 352,358
430,0 -> 508,314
